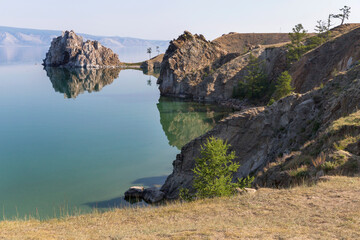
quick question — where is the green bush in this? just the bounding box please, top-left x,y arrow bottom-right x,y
321,161 -> 338,172
192,136 -> 254,199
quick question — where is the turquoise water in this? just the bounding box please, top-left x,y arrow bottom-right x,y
0,53 -> 230,219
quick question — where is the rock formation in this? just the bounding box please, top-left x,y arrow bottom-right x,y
290,25 -> 360,93
161,64 -> 360,199
45,67 -> 120,98
124,186 -> 165,203
157,31 -> 228,100
158,25 -> 360,103
140,54 -> 164,72
43,30 -> 121,68
157,31 -> 288,102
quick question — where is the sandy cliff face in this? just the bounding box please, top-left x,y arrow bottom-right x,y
43,30 -> 121,68
161,65 -> 360,199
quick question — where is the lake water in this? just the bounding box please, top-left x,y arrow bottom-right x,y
0,47 -> 230,219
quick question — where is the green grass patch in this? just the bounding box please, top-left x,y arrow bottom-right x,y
330,111 -> 360,133
333,135 -> 360,151
289,165 -> 309,178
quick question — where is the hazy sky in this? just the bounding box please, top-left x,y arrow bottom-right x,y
1,0 -> 359,40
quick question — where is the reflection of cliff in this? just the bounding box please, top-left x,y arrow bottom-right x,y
44,67 -> 120,98
157,97 -> 229,150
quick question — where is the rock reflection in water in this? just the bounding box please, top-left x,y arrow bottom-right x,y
44,67 -> 121,98
157,97 -> 231,150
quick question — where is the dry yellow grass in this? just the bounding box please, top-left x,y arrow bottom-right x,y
1,176 -> 359,239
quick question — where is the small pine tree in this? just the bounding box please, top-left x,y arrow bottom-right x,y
244,54 -> 268,99
192,136 -> 253,199
233,53 -> 269,100
273,71 -> 294,101
287,24 -> 308,63
333,6 -> 351,25
147,47 -> 152,59
314,20 -> 328,35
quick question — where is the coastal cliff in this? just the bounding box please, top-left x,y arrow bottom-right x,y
161,65 -> 360,198
43,30 -> 121,68
157,25 -> 360,103
157,31 -> 288,102
160,25 -> 360,199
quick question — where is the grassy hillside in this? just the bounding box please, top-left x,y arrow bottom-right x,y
0,176 -> 359,239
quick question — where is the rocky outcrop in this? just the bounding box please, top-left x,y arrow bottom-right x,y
161,65 -> 360,199
141,54 -> 164,71
157,31 -> 228,100
124,186 -> 165,203
158,26 -> 360,102
45,67 -> 120,98
157,31 -> 287,102
143,188 -> 165,203
124,186 -> 144,199
43,30 -> 121,68
290,24 -> 360,93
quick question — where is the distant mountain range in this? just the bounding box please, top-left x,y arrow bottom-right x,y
0,26 -> 169,49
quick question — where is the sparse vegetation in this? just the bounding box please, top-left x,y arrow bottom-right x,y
321,161 -> 339,172
289,165 -> 309,178
330,110 -> 360,133
312,152 -> 326,169
2,177 -> 359,239
333,135 -> 360,151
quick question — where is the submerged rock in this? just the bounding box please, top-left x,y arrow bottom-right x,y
43,30 -> 121,68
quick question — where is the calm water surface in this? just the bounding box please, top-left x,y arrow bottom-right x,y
0,48 -> 230,219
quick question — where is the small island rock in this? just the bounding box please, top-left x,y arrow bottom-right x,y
43,30 -> 121,68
